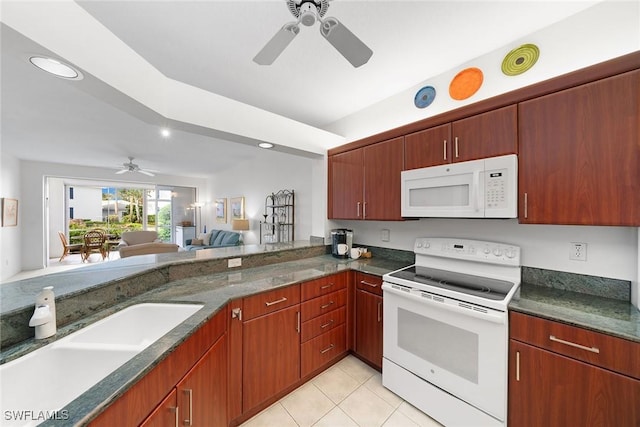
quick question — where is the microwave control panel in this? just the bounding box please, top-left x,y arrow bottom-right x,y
485,169 -> 508,209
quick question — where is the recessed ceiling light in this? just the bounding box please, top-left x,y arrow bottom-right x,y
160,128 -> 171,138
29,56 -> 83,80
258,142 -> 274,149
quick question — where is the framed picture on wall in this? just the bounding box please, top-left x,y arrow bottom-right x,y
1,198 -> 18,227
215,198 -> 227,224
230,196 -> 245,220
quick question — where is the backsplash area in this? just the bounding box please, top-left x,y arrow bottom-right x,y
522,267 -> 631,302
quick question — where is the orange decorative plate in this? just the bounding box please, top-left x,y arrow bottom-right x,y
449,67 -> 484,100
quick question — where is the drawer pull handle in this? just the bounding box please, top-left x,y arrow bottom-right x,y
321,301 -> 335,309
515,351 -> 520,381
321,319 -> 334,329
320,344 -> 335,354
321,283 -> 334,290
265,297 -> 288,307
360,281 -> 378,288
549,335 -> 600,354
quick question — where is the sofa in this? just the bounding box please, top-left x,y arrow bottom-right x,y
117,230 -> 180,258
184,229 -> 240,251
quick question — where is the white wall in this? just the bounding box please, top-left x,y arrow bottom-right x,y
203,149 -> 321,245
0,152 -> 22,281
18,160 -> 206,272
326,0 -> 640,141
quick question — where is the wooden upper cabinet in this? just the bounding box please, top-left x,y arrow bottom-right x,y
328,137 -> 403,220
363,137 -> 404,220
403,105 -> 517,170
404,123 -> 452,169
518,70 -> 640,226
451,105 -> 518,162
328,148 -> 364,219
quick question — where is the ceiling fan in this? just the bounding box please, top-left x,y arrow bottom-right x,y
254,0 -> 373,68
115,157 -> 156,176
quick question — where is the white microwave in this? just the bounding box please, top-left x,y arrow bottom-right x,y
401,154 -> 517,218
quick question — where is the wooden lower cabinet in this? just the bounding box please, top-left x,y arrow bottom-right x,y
139,390 -> 177,427
509,340 -> 640,427
141,334 -> 227,427
301,324 -> 346,377
508,312 -> 640,427
354,271 -> 383,369
354,288 -> 383,369
177,334 -> 227,427
242,304 -> 301,411
90,308 -> 227,427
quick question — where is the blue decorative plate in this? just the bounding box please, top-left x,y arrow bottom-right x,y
414,85 -> 436,108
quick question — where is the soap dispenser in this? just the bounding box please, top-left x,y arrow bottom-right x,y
29,286 -> 57,339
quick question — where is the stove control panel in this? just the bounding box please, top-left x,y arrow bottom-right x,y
414,237 -> 520,265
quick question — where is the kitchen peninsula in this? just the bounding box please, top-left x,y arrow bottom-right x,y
0,242 -> 411,426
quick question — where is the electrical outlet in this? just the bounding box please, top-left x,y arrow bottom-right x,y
570,242 -> 587,261
228,258 -> 242,268
381,229 -> 390,242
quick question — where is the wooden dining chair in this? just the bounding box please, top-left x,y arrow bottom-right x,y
82,229 -> 107,262
58,231 -> 83,262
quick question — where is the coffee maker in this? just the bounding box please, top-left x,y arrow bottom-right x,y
331,229 -> 353,258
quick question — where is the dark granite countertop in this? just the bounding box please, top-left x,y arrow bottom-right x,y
509,282 -> 640,343
3,252 -> 409,426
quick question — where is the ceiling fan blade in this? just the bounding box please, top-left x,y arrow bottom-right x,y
115,169 -> 128,175
138,170 -> 155,177
320,17 -> 372,67
253,22 -> 300,65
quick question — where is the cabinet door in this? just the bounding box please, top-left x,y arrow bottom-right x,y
363,137 -> 404,220
242,305 -> 300,411
328,149 -> 364,219
518,70 -> 640,225
404,124 -> 452,169
355,289 -> 383,369
177,334 -> 227,427
509,340 -> 640,427
140,390 -> 177,427
452,105 -> 518,162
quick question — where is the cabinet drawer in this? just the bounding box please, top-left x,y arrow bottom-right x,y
301,273 -> 348,301
301,324 -> 347,378
301,306 -> 346,343
510,311 -> 640,379
242,285 -> 300,321
300,289 -> 347,322
355,272 -> 383,296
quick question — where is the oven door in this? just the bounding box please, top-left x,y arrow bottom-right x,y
382,282 -> 508,421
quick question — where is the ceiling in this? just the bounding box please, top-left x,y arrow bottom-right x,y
0,1 -> 607,178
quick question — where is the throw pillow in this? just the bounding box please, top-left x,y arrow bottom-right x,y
191,238 -> 203,246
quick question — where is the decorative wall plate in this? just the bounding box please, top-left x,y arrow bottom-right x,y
449,67 -> 483,100
502,43 -> 540,76
414,85 -> 436,108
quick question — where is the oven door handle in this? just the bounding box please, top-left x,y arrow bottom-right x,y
382,283 -> 506,324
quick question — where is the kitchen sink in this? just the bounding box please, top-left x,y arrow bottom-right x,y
0,303 -> 203,426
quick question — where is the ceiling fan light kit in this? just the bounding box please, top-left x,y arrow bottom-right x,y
254,0 -> 372,67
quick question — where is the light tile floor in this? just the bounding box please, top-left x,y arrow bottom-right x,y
240,355 -> 443,427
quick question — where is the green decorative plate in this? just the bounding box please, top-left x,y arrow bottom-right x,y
502,44 -> 540,76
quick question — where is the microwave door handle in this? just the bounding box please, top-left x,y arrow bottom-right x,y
472,171 -> 480,213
